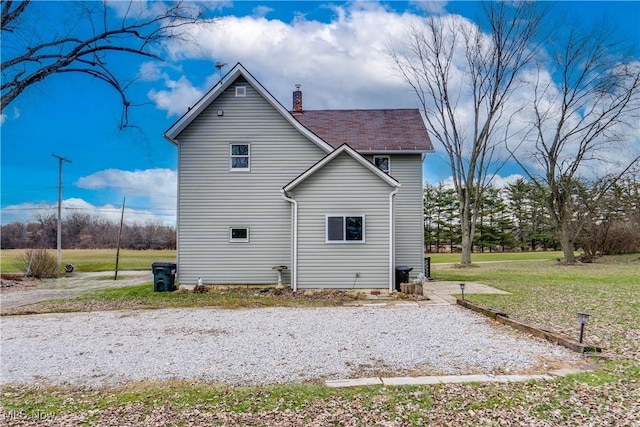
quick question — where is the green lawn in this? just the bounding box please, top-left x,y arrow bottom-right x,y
5,286 -> 355,314
426,250 -> 567,264
0,249 -> 175,273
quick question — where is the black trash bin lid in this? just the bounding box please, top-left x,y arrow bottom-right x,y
152,261 -> 177,268
395,266 -> 413,271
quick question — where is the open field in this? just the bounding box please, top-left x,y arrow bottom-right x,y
0,249 -> 574,272
0,249 -> 175,273
1,252 -> 639,425
427,250 -> 568,264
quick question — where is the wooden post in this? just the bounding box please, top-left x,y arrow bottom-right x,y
114,197 -> 125,280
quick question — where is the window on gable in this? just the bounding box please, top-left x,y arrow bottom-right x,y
235,86 -> 246,97
374,156 -> 390,174
326,215 -> 365,243
230,143 -> 250,171
230,227 -> 249,242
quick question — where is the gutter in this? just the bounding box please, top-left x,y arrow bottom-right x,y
389,187 -> 399,294
280,189 -> 298,292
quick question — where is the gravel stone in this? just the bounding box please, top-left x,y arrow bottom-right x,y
0,306 -> 582,387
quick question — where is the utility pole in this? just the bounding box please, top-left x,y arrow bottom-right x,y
52,153 -> 71,277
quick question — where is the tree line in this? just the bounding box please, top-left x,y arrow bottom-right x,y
425,176 -> 640,258
392,2 -> 640,264
1,213 -> 176,250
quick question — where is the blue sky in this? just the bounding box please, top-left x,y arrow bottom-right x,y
2,1 -> 639,225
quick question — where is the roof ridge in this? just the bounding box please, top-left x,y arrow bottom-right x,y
301,108 -> 420,112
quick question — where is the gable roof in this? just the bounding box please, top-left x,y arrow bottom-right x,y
163,63 -> 334,153
294,109 -> 434,153
283,144 -> 400,193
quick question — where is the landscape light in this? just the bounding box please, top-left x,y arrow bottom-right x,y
578,312 -> 591,343
460,283 -> 466,301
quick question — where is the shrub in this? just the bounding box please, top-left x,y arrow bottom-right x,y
580,221 -> 640,258
14,249 -> 59,278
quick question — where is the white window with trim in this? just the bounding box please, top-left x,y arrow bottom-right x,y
230,143 -> 250,171
373,156 -> 390,174
229,227 -> 250,242
326,215 -> 365,243
235,86 -> 246,97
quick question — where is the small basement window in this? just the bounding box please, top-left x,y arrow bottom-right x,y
373,156 -> 390,174
230,227 -> 249,242
230,143 -> 250,171
235,86 -> 247,97
326,215 -> 365,243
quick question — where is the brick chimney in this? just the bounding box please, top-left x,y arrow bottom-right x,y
292,84 -> 303,114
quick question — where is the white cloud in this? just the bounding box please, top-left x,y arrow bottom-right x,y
0,107 -> 21,126
147,77 -> 204,117
154,2 -> 417,114
71,168 -> 176,225
76,168 -> 177,210
0,198 -> 173,226
107,0 -> 210,21
439,173 -> 525,190
409,1 -> 448,15
139,61 -> 170,82
2,169 -> 177,225
147,2 -> 639,179
252,5 -> 274,18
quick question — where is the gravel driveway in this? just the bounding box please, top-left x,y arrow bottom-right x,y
0,271 -> 153,311
0,305 -> 582,388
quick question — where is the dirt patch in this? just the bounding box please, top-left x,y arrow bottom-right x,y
0,273 -> 41,292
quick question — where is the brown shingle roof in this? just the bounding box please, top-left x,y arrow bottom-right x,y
294,109 -> 433,153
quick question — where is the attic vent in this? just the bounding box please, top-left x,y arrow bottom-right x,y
235,86 -> 246,97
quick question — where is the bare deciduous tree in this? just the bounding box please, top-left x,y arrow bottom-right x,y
509,24 -> 640,263
390,2 -> 547,265
1,0 -> 207,128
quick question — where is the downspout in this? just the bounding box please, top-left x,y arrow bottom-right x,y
280,189 -> 298,292
421,153 -> 426,277
389,187 -> 399,294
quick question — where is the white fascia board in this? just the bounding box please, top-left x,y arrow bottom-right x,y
164,65 -> 242,144
284,144 -> 400,192
164,63 -> 334,154
357,149 -> 436,154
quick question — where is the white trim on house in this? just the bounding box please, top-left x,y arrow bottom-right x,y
284,144 -> 400,192
235,86 -> 247,97
373,155 -> 390,174
355,149 -> 435,154
164,63 -> 334,154
229,227 -> 250,242
229,143 -> 250,171
389,188 -> 398,293
280,190 -> 298,292
325,214 -> 366,243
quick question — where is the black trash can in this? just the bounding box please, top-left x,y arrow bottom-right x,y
395,266 -> 413,292
152,262 -> 177,292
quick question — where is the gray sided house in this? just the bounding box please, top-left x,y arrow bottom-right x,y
164,63 -> 434,292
